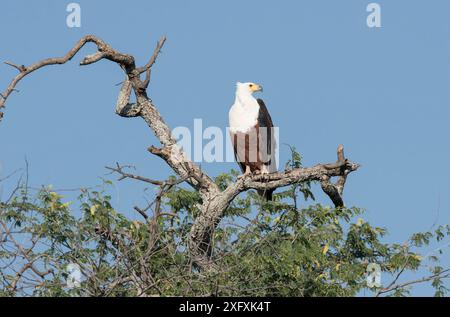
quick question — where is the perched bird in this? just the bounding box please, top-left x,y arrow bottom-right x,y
229,82 -> 277,200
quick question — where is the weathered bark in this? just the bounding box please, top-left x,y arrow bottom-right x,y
0,35 -> 360,270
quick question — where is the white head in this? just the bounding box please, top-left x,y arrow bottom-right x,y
236,82 -> 263,97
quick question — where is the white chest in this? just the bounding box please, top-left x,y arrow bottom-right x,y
229,99 -> 260,133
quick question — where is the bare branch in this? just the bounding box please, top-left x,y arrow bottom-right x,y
218,145 -> 359,207
0,34 -> 135,117
1,34 -> 360,271
376,269 -> 450,296
114,77 -> 141,117
133,206 -> 149,220
106,163 -> 164,186
140,37 -> 166,89
80,52 -> 106,65
137,36 -> 167,75
319,144 -> 352,207
4,61 -> 26,72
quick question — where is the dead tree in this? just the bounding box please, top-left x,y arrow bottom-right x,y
0,35 -> 360,270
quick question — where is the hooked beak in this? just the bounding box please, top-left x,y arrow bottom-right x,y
251,84 -> 263,93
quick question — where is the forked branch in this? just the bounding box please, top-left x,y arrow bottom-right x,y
1,35 -> 360,270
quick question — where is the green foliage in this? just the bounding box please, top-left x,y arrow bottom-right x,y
0,149 -> 449,297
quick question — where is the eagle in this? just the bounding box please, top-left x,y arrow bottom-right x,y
229,82 -> 277,200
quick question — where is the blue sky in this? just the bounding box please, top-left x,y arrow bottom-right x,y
1,0 -> 450,296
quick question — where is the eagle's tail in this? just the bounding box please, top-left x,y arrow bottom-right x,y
257,189 -> 274,201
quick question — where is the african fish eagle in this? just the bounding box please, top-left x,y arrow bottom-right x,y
229,82 -> 277,200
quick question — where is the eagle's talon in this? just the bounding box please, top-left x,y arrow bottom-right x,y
237,166 -> 252,179
237,173 -> 249,179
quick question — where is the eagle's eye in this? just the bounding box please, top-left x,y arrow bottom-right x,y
249,84 -> 253,88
